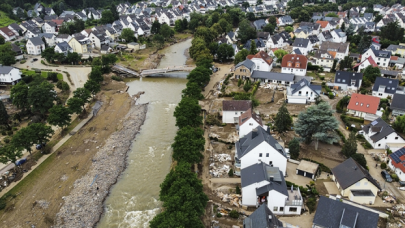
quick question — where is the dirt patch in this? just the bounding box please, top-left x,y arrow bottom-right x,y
0,79 -> 144,228
300,142 -> 344,169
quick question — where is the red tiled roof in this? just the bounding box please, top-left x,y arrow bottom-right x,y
281,54 -> 308,69
247,51 -> 273,65
238,108 -> 263,126
353,56 -> 378,68
347,93 -> 380,114
391,56 -> 399,60
389,148 -> 405,173
316,21 -> 329,28
0,27 -> 15,37
51,19 -> 64,25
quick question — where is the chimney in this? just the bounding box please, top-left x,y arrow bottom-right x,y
270,176 -> 274,182
268,215 -> 272,222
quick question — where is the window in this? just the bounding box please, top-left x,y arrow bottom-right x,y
289,207 -> 297,212
235,112 -> 237,115
396,137 -> 399,140
266,153 -> 269,157
356,182 -> 360,186
378,144 -> 381,147
273,207 -> 278,211
269,161 -> 273,165
364,182 -> 368,185
279,207 -> 284,211
249,123 -> 253,126
259,153 -> 262,157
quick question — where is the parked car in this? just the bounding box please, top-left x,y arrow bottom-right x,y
399,181 -> 405,187
381,170 -> 393,182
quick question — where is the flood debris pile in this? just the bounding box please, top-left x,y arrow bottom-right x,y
55,102 -> 148,228
217,192 -> 242,208
209,154 -> 232,177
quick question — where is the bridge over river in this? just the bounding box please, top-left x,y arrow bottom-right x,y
141,65 -> 195,76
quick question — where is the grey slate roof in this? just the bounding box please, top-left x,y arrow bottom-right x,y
293,38 -> 310,48
243,204 -> 283,228
236,126 -> 287,160
334,71 -> 363,87
372,77 -> 399,94
290,78 -> 321,95
362,118 -> 398,143
332,157 -> 381,190
28,36 -> 44,46
56,41 -> 71,52
251,71 -> 295,82
235,59 -> 255,71
223,100 -> 252,111
313,196 -> 379,228
308,35 -> 319,44
0,66 -> 14,74
292,48 -> 302,55
391,93 -> 405,111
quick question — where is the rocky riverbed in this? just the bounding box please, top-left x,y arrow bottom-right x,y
55,97 -> 148,227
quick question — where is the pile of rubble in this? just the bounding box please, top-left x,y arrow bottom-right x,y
210,164 -> 231,177
55,102 -> 148,228
217,192 -> 242,208
209,132 -> 239,143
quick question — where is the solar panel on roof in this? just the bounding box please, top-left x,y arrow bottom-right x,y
371,120 -> 378,126
392,148 -> 405,163
300,81 -> 305,86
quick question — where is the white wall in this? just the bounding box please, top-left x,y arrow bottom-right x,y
286,97 -> 307,104
239,119 -> 262,138
388,160 -> 405,181
267,190 -> 288,214
372,91 -> 393,99
281,67 -> 306,76
291,86 -> 318,102
223,110 -> 246,124
251,58 -> 273,72
242,180 -> 270,206
365,132 -> 405,149
0,68 -> 22,84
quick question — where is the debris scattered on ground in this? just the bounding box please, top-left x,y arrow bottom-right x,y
36,200 -> 50,209
217,192 -> 242,207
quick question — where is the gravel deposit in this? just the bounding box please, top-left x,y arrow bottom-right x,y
55,97 -> 148,228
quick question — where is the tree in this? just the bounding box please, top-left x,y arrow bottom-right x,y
67,97 -> 85,114
57,80 -> 70,92
393,115 -> 405,133
351,154 -> 367,169
195,26 -> 215,44
153,34 -> 165,49
120,28 -> 136,43
11,81 -> 30,112
332,59 -> 338,72
380,21 -> 404,42
263,23 -> 275,34
48,105 -> 71,131
325,12 -> 338,17
287,0 -> 302,9
28,81 -> 56,115
12,123 -> 54,155
174,19 -> 184,32
0,43 -> 16,66
342,131 -> 357,158
284,26 -> 293,33
274,49 -> 288,63
0,145 -> 23,166
294,102 -> 339,150
66,52 -> 81,64
110,3 -> 119,21
363,65 -> 380,83
73,88 -> 91,110
238,19 -> 256,43
101,11 -> 115,24
249,40 -> 258,55
89,66 -> 104,83
274,104 -> 292,133
182,81 -> 204,100
217,43 -> 234,62
160,23 -> 174,39
289,138 -> 300,159
172,126 -> 205,163
341,22 -> 346,32
0,36 -> 4,45
187,66 -> 211,87
268,16 -> 276,25
357,34 -> 372,53
374,15 -> 383,23
0,100 -> 10,129
208,42 -> 219,55
339,56 -> 353,70
151,20 -> 161,34
242,2 -> 249,8
246,12 -> 255,21
234,48 -> 249,64
102,54 -> 118,66
173,97 -> 203,129
84,79 -> 101,97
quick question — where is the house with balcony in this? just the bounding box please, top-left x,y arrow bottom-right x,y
234,126 -> 287,176
250,71 -> 295,86
360,118 -> 405,149
55,41 -> 73,55
68,35 -> 90,54
241,162 -> 302,215
243,204 -> 283,228
319,41 -> 349,60
313,50 -> 335,72
234,59 -> 255,80
354,56 -> 378,73
292,38 -> 312,55
372,77 -> 399,99
329,71 -> 363,91
390,93 -> 405,116
286,78 -> 321,104
331,158 -> 381,204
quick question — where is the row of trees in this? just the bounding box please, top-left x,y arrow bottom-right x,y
42,47 -> 81,64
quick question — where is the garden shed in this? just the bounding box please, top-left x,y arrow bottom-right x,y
296,160 -> 319,180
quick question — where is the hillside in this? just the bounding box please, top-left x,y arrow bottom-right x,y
0,11 -> 16,27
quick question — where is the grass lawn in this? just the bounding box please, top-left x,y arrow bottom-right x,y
0,11 -> 16,27
21,70 -> 63,80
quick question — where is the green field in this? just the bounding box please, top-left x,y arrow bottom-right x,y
0,11 -> 16,27
21,69 -> 63,80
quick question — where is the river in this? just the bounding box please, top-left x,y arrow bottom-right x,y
97,39 -> 191,227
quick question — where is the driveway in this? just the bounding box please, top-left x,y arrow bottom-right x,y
286,162 -> 312,187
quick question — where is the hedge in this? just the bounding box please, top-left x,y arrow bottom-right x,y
336,129 -> 346,143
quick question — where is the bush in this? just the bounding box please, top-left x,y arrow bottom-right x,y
3,138 -> 10,144
7,131 -> 13,136
236,186 -> 241,194
216,213 -> 222,218
328,92 -> 335,99
319,76 -> 325,80
1,131 -> 5,135
362,141 -> 373,149
391,174 -> 399,182
229,210 -> 239,218
205,114 -> 221,126
20,60 -> 26,64
228,168 -> 234,177
306,197 -> 317,213
111,75 -> 123,81
47,72 -> 58,82
237,79 -> 242,87
381,162 -> 387,169
336,129 -> 346,143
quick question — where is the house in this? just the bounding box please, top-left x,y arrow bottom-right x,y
38,33 -> 56,47
354,56 -> 378,73
313,50 -> 335,72
251,71 -> 295,85
238,108 -> 264,138
222,100 -> 252,124
42,21 -> 58,34
386,44 -> 405,57
226,31 -> 237,43
75,12 -> 88,21
246,51 -> 273,72
243,204 -> 283,228
11,43 -> 23,60
0,27 -> 16,41
347,93 -> 380,118
89,31 -> 108,49
241,162 -> 302,214
316,21 -> 333,31
388,147 -> 405,181
372,77 -> 399,99
281,54 -> 308,76
361,47 -> 391,68
100,45 -> 113,54
296,160 -> 319,180
308,34 -> 320,46
332,158 -> 381,204
56,34 -> 72,43
0,66 -> 22,85
244,39 -> 266,52
317,30 -> 334,44
292,38 -> 312,55
26,37 -> 45,55
54,41 -> 73,55
313,196 -> 379,228
266,34 -> 285,49
330,71 -> 363,91
234,59 -> 255,80
44,7 -> 55,16
390,56 -> 405,69
68,36 -> 90,54
127,42 -> 140,51
277,15 -> 293,26
8,23 -> 22,36
286,78 -> 321,104
319,41 -> 349,60
390,93 -> 405,116
253,19 -> 267,31
360,118 -> 405,149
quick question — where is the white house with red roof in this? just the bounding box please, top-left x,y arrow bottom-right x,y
238,108 -> 265,138
388,147 -> 405,181
0,27 -> 16,41
281,54 -> 308,76
354,56 -> 378,73
247,51 -> 274,72
347,93 -> 380,118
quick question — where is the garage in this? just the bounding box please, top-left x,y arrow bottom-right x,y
286,97 -> 307,104
296,160 -> 319,180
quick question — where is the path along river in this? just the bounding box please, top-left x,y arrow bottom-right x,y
97,39 -> 192,227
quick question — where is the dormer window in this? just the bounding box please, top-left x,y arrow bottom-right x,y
356,102 -> 359,105
295,63 -> 300,67
361,103 -> 363,106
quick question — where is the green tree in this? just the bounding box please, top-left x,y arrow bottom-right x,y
89,66 -> 104,83
28,81 -> 56,115
289,138 -> 300,159
48,105 -> 71,131
0,145 -> 23,166
351,154 -> 367,169
0,100 -> 10,129
363,65 -> 381,83
217,43 -> 234,62
242,2 -> 249,8
238,19 -> 256,43
339,56 -> 353,70
10,81 -> 30,112
101,10 -> 115,24
67,97 -> 85,114
274,49 -> 288,63
274,104 -> 292,133
172,126 -> 205,163
249,40 -> 258,55
284,26 -> 293,33
84,79 -> 101,97
208,42 -> 219,55
194,26 -> 215,44
73,88 -> 91,110
0,36 -> 4,45
56,80 -> 70,92
263,23 -> 275,34
294,102 -> 339,149
12,123 -> 54,155
110,3 -> 119,21
341,22 -> 346,32
41,47 -> 55,62
149,162 -> 208,228
102,54 -> 118,66
287,0 -> 302,9
393,115 -> 405,133
120,28 -> 136,43
187,66 -> 211,87
342,131 -> 357,158
174,19 -> 184,32
153,34 -> 165,49
182,81 -> 204,100
160,23 -> 174,39
246,12 -> 255,21
234,48 -> 249,64
0,43 -> 16,66
380,21 -> 404,42
173,97 -> 203,129
66,52 -> 81,64
325,12 -> 338,17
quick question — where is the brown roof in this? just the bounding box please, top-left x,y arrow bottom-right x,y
51,19 -> 64,26
391,56 -> 399,60
316,21 -> 329,28
281,54 -> 308,69
347,93 -> 380,114
223,100 -> 252,111
247,51 -> 273,65
0,27 -> 15,37
238,108 -> 263,126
